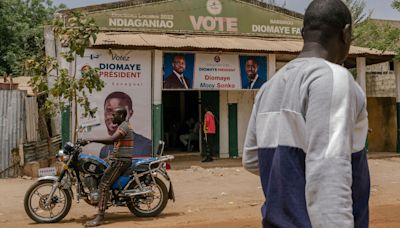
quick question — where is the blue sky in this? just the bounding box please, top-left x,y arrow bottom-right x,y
53,0 -> 399,20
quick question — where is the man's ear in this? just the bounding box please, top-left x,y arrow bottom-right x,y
127,110 -> 134,121
342,24 -> 352,44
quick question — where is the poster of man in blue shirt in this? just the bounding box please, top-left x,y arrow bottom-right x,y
240,56 -> 267,89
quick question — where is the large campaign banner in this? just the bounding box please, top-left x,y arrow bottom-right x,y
162,52 -> 267,90
76,49 -> 152,158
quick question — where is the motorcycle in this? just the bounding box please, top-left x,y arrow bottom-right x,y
23,126 -> 175,223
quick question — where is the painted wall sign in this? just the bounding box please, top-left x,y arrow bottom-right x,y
88,0 -> 303,38
76,49 -> 152,158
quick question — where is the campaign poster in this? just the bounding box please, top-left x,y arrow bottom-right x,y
193,54 -> 241,90
76,49 -> 152,158
163,53 -> 195,90
239,56 -> 267,89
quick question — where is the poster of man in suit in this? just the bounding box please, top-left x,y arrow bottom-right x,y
240,56 -> 267,89
163,53 -> 195,89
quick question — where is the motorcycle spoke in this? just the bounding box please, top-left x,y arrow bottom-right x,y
32,206 -> 40,212
57,195 -> 65,202
146,202 -> 152,211
34,191 -> 43,198
49,208 -> 54,218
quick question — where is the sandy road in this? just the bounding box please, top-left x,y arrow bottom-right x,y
0,158 -> 399,227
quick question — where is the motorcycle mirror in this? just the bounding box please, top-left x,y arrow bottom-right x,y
79,122 -> 101,133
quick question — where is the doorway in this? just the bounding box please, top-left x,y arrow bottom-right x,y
162,91 -> 200,152
162,91 -> 220,157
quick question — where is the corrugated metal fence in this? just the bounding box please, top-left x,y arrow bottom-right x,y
0,90 -> 26,177
25,97 -> 40,142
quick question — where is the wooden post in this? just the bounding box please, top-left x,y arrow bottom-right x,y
356,57 -> 367,93
268,54 -> 276,79
394,61 -> 400,152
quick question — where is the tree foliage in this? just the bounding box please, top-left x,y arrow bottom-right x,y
0,0 -> 65,75
27,12 -> 104,141
393,0 -> 400,10
352,0 -> 400,60
342,0 -> 371,26
259,0 -> 286,7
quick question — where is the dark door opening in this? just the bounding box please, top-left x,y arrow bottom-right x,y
162,91 -> 200,152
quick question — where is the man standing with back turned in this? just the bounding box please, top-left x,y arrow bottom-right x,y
243,0 -> 370,227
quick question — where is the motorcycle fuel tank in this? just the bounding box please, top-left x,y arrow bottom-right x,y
78,154 -> 109,175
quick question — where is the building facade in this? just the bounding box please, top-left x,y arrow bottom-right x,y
52,0 -> 396,158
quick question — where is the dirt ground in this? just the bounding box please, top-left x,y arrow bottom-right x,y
0,157 -> 400,228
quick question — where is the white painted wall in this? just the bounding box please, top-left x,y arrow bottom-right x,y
152,50 -> 163,105
219,91 -> 257,158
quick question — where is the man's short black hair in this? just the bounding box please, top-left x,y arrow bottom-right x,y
104,91 -> 133,111
173,54 -> 185,63
246,57 -> 258,66
303,0 -> 352,42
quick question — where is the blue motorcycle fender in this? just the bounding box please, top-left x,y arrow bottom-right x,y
37,176 -> 74,199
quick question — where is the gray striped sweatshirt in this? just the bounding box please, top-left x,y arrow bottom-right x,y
243,57 -> 370,228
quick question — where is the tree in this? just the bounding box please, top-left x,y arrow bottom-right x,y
352,0 -> 400,60
27,12 -> 105,141
0,0 -> 65,76
260,0 -> 286,7
393,0 -> 400,10
342,0 -> 371,26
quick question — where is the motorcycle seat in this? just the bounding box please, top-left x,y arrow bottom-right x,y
123,157 -> 159,174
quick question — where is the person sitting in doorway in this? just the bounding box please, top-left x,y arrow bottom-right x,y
179,118 -> 200,151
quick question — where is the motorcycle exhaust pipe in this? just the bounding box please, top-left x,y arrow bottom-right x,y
121,189 -> 152,197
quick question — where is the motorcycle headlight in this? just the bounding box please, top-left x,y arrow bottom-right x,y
63,142 -> 74,155
56,150 -> 69,162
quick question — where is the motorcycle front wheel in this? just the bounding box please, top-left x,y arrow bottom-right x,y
24,179 -> 72,223
127,177 -> 169,217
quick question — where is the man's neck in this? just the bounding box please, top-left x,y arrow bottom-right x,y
298,42 -> 336,63
173,70 -> 183,77
248,74 -> 258,83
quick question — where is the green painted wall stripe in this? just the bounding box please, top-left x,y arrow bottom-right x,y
228,103 -> 239,157
152,104 -> 163,156
61,106 -> 70,147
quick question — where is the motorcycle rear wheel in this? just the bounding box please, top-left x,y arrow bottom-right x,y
24,179 -> 72,223
127,177 -> 169,217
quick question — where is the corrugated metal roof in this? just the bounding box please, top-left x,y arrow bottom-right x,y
92,33 -> 396,57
